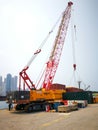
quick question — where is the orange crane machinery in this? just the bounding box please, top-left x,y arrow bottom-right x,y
7,1 -> 73,112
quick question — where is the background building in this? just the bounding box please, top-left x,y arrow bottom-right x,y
0,76 -> 6,96
6,74 -> 12,92
0,76 -> 3,87
11,76 -> 18,91
0,74 -> 18,96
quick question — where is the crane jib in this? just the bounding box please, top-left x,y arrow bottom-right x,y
43,2 -> 73,90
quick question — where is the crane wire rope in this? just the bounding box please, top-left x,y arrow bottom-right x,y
25,12 -> 62,68
69,8 -> 87,88
68,8 -> 77,86
71,9 -> 76,69
38,13 -> 63,50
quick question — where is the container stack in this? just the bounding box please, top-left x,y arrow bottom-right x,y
14,91 -> 30,101
7,91 -> 30,103
62,91 -> 93,104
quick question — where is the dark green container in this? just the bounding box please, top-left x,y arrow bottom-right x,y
62,91 -> 93,104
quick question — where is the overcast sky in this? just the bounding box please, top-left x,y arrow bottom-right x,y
0,0 -> 98,91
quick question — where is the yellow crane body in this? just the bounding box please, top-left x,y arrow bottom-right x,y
30,89 -> 66,101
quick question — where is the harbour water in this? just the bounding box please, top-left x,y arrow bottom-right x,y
0,101 -> 8,109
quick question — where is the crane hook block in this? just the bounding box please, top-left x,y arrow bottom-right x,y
68,1 -> 73,6
73,64 -> 76,71
34,49 -> 41,55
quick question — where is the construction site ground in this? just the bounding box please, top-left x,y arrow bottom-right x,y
0,104 -> 98,130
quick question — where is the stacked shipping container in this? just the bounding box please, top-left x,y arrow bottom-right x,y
62,91 -> 93,104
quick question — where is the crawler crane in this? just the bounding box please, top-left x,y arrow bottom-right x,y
7,2 -> 73,112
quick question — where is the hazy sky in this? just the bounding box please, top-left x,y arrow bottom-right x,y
0,0 -> 98,91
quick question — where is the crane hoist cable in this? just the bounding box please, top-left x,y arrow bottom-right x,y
71,8 -> 76,71
68,8 -> 78,87
67,4 -> 87,89
24,13 -> 62,69
69,18 -> 86,88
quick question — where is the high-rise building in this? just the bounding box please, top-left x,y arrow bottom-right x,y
0,76 -> 2,86
0,74 -> 18,95
0,76 -> 6,96
11,76 -> 18,91
1,81 -> 6,96
6,73 -> 12,92
0,76 -> 3,96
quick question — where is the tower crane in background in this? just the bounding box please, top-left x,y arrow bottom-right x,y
7,2 -> 73,112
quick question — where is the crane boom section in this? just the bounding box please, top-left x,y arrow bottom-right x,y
43,2 -> 73,90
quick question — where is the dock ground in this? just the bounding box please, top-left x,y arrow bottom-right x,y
0,104 -> 98,130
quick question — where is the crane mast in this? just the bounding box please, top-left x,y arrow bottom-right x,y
42,2 -> 73,90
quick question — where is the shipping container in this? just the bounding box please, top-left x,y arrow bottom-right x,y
62,91 -> 93,104
66,87 -> 83,92
50,83 -> 66,90
7,91 -> 30,102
